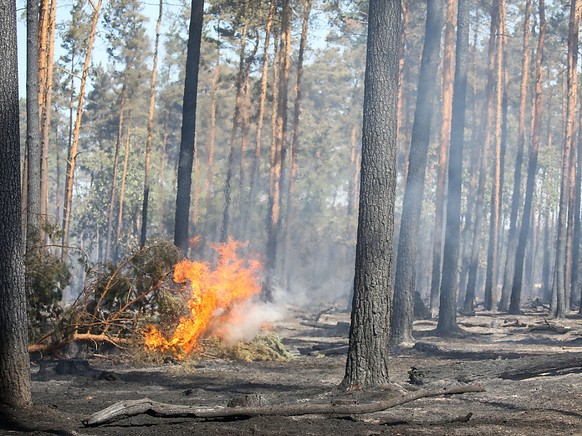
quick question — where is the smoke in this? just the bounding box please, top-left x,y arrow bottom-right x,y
214,299 -> 286,348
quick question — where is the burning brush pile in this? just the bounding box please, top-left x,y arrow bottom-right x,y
144,239 -> 288,361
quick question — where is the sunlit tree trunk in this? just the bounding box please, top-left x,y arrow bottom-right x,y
158,109 -> 169,236
245,0 -> 276,240
0,0 -> 33,406
499,0 -> 531,311
551,0 -> 579,318
509,0 -> 546,315
174,0 -> 204,253
62,0 -> 102,256
430,0 -> 456,316
342,0 -> 400,390
139,0 -> 163,248
391,0 -> 444,345
483,0 -> 506,311
437,0 -> 469,335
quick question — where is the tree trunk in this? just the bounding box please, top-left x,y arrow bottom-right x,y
430,0 -> 457,316
342,0 -> 400,390
114,126 -> 131,262
509,0 -> 546,315
436,0 -> 469,335
174,0 -> 204,253
391,0 -> 444,345
62,0 -> 102,256
551,0 -> 579,318
140,0 -> 163,248
158,109 -> 169,237
397,0 -> 410,170
0,0 -> 32,405
26,0 -> 41,253
105,89 -> 126,260
463,3 -> 498,314
203,51 -> 219,230
499,0 -> 531,311
483,0 -> 506,311
221,0 -> 250,243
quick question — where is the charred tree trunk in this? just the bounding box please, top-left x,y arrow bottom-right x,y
436,0 -> 469,335
342,0 -> 400,390
174,0 -> 204,253
391,0 -> 444,345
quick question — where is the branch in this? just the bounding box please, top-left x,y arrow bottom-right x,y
84,384 -> 485,427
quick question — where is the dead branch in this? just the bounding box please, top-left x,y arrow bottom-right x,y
83,384 -> 485,427
29,332 -> 128,354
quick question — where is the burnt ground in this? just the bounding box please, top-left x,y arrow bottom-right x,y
3,306 -> 582,435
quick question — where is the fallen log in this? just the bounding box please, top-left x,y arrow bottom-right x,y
83,384 -> 485,427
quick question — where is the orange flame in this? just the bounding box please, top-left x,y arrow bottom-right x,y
144,238 -> 262,357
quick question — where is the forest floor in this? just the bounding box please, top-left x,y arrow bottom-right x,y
3,305 -> 582,435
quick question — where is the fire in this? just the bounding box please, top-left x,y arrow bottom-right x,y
144,238 -> 263,357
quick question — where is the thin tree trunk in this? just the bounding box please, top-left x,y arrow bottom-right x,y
140,0 -> 163,248
105,89 -> 126,260
430,0 -> 457,316
551,0 -> 579,318
391,0 -> 444,345
221,0 -> 250,242
158,109 -> 169,237
509,0 -> 545,315
483,0 -> 506,311
499,0 -> 531,311
62,0 -> 102,256
436,0 -> 469,335
204,51 -> 219,227
463,3 -> 498,314
114,126 -> 132,262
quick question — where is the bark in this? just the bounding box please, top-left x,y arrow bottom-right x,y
84,385 -> 485,427
430,0 -> 457,316
550,0 -> 579,318
158,110 -> 169,237
392,0 -> 444,345
174,0 -> 204,253
436,0 -> 469,335
62,0 -> 102,256
342,0 -> 400,389
509,0 -> 545,315
0,0 -> 32,405
140,0 -> 163,248
499,0 -> 531,311
397,0 -> 410,161
26,0 -> 42,252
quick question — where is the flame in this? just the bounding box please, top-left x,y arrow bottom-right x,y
144,238 -> 262,357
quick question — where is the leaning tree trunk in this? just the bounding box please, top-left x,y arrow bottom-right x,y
0,0 -> 33,406
436,0 -> 469,335
551,0 -> 579,318
62,0 -> 102,256
509,0 -> 546,315
173,0 -> 204,253
341,0 -> 400,390
391,0 -> 444,345
139,0 -> 163,248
